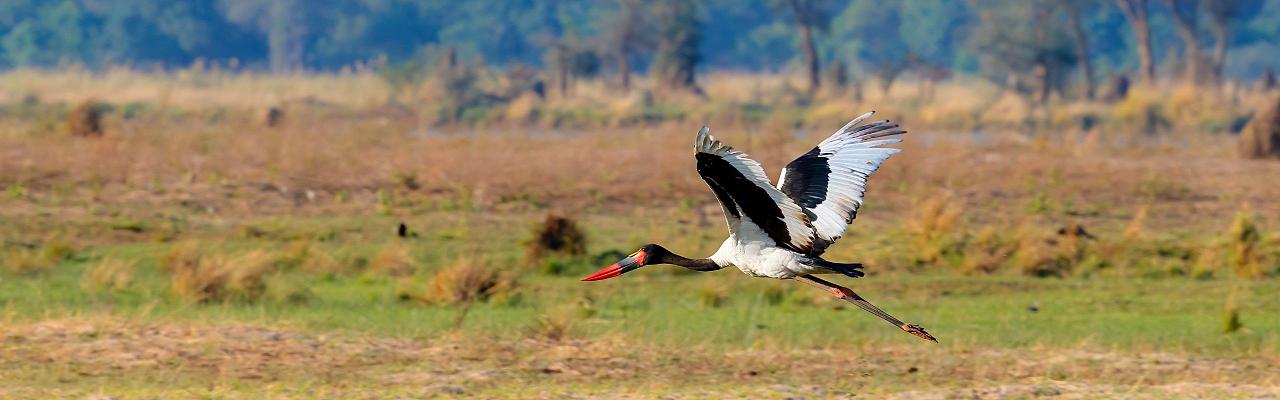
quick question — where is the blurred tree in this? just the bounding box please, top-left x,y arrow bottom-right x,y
0,0 -> 86,67
1164,0 -> 1203,83
220,0 -> 311,72
600,0 -> 653,91
650,0 -> 702,94
1,0 -> 1279,83
969,0 -> 1077,103
1115,0 -> 1155,83
1205,0 -> 1264,83
829,1 -> 912,95
900,0 -> 968,98
769,0 -> 839,96
899,0 -> 967,72
1065,0 -> 1098,99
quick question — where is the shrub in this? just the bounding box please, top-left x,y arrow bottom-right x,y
960,227 -> 1015,274
1239,95 -> 1280,159
67,100 -> 105,137
525,214 -> 587,261
1111,89 -> 1170,134
1012,221 -> 1085,278
264,107 -> 284,127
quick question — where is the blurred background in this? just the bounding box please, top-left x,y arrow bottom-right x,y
1,1 -> 1279,398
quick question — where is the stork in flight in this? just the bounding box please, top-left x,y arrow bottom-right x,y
582,112 -> 936,342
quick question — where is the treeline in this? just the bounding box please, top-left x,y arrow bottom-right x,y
1,0 -> 1278,91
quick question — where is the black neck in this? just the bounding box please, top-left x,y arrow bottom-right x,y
653,248 -> 722,272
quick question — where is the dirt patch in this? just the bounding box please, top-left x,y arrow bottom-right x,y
0,318 -> 422,382
1,319 -> 1277,398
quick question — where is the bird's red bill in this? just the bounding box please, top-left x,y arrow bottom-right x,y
581,263 -> 623,281
581,249 -> 646,282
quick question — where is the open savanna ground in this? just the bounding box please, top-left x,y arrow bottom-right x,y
2,71 -> 1280,398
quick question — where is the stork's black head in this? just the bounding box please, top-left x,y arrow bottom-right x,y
580,243 -> 667,282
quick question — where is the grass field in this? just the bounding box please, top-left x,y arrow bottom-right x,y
2,70 -> 1279,398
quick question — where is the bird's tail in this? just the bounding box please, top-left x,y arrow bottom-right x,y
812,259 -> 864,278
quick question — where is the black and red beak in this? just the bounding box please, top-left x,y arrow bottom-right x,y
581,250 -> 648,282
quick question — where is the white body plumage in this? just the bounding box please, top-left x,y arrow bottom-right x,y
709,220 -> 817,279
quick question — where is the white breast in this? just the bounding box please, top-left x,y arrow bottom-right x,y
709,219 -> 819,279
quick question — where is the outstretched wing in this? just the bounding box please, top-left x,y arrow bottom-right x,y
777,112 -> 905,255
695,127 -> 814,253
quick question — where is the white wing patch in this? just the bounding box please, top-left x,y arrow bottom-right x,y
696,127 -> 815,252
777,112 -> 905,254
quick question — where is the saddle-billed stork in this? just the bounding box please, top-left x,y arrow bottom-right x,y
582,112 -> 936,342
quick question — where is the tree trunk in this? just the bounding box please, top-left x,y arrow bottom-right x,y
1117,0 -> 1155,84
879,66 -> 900,97
651,0 -> 702,94
1066,1 -> 1096,99
789,0 -> 820,95
613,0 -> 640,92
1207,0 -> 1236,83
1209,16 -> 1228,82
618,54 -> 631,92
1164,0 -> 1202,84
798,23 -> 820,95
267,0 -> 304,73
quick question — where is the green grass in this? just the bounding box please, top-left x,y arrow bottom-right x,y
2,209 -> 1278,398
3,241 -> 1276,355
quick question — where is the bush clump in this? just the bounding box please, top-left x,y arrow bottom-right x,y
420,259 -> 514,305
1239,96 -> 1280,159
67,100 -> 105,137
526,214 -> 587,261
169,250 -> 285,303
1225,211 -> 1265,278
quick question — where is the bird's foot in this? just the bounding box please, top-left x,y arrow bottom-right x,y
901,323 -> 938,343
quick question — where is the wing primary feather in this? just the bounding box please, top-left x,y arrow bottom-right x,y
777,112 -> 906,255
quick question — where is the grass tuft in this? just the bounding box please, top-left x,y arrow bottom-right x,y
530,306 -> 581,341
81,258 -> 135,292
1225,211 -> 1265,278
169,250 -> 277,303
421,258 -> 513,305
697,284 -> 729,308
3,239 -> 74,275
370,243 -> 416,277
905,194 -> 964,266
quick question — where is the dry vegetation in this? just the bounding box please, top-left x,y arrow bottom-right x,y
1,318 -> 1277,398
2,70 -> 1279,398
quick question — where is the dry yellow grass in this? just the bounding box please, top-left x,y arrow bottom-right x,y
421,258 -> 513,305
370,243 -> 416,277
169,250 -> 277,303
81,257 -> 135,292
